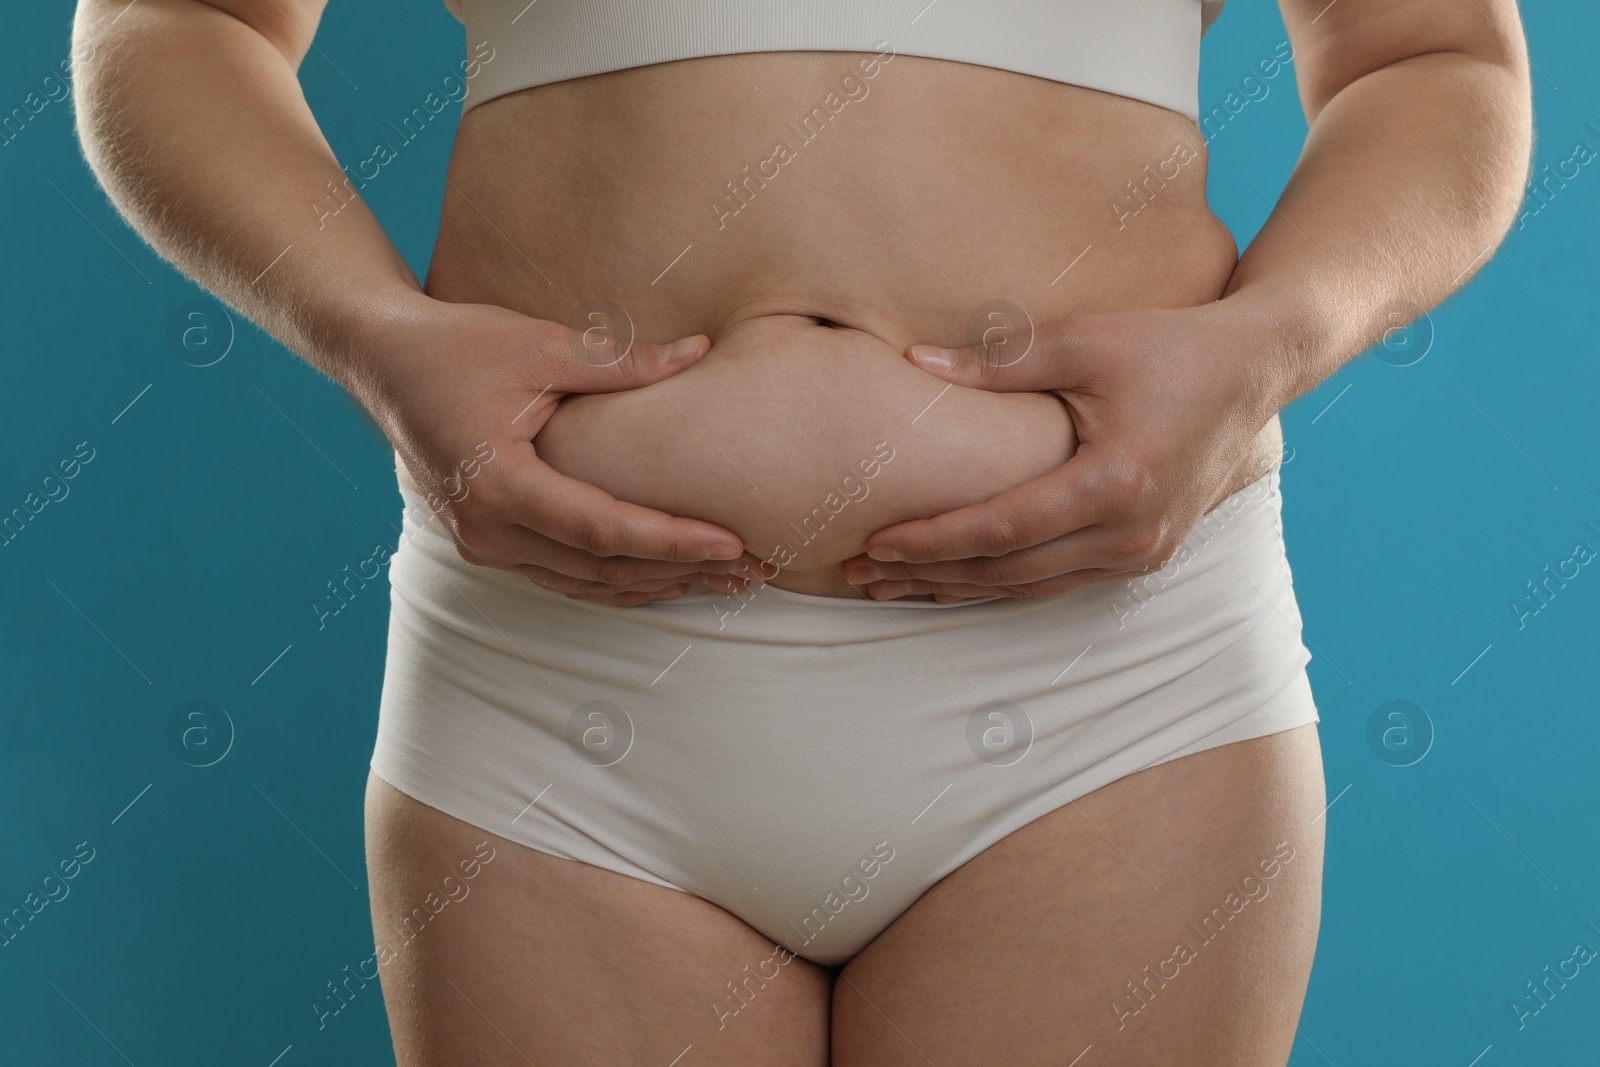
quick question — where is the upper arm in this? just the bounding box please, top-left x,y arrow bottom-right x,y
191,0 -> 330,67
77,0 -> 331,70
1277,0 -> 1528,121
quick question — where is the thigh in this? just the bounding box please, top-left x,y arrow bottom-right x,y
363,772 -> 834,1066
832,724 -> 1325,1066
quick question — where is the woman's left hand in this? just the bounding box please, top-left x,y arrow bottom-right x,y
842,298 -> 1287,601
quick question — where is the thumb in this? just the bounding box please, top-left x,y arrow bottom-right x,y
536,305 -> 712,394
550,326 -> 707,396
906,311 -> 1103,393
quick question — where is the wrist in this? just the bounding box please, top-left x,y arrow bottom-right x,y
1211,283 -> 1337,417
308,283 -> 433,403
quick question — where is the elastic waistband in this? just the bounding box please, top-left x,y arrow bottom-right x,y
389,463 -> 1285,646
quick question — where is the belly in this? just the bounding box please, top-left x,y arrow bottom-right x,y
536,313 -> 1076,595
424,50 -> 1258,597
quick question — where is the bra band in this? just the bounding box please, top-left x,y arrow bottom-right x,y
444,0 -> 1226,124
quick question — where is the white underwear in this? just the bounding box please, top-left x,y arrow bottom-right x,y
371,465 -> 1318,966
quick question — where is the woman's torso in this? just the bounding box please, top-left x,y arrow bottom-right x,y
421,48 -> 1281,596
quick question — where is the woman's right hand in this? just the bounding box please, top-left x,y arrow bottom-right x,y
354,292 -> 760,606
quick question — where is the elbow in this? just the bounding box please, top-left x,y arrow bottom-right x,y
1308,50 -> 1532,240
1301,46 -> 1530,129
67,9 -> 144,193
1458,53 -> 1535,246
67,14 -> 118,184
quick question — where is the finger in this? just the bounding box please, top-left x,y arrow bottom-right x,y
461,535 -> 759,594
490,444 -> 747,564
861,458 -> 1117,565
848,514 -> 1154,589
455,520 -> 749,585
564,584 -> 691,607
904,311 -> 1112,393
860,578 -> 1031,600
454,548 -> 688,595
1008,566 -> 1159,599
857,565 -> 1145,601
929,591 -> 1017,604
536,314 -> 712,393
533,565 -> 746,598
506,561 -> 716,598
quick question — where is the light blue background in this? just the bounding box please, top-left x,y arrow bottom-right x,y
2,1 -> 1595,1063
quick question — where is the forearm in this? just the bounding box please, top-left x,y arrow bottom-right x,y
1220,49 -> 1532,411
72,0 -> 422,397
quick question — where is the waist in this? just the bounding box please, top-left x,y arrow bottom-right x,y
423,51 -> 1245,597
534,312 -> 1077,595
391,463 -> 1288,636
427,51 -> 1238,341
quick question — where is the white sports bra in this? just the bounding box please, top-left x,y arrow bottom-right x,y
443,0 -> 1226,123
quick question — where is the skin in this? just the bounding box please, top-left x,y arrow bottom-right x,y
425,44 -> 1245,601
70,0 -> 761,608
851,1 -> 1534,600
69,1 -> 1530,607
365,724 -> 1325,1065
532,313 -> 1078,597
72,0 -> 1530,1062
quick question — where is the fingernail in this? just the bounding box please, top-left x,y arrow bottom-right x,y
702,543 -> 741,560
844,565 -> 879,584
908,346 -> 956,373
662,335 -> 707,364
866,544 -> 902,562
